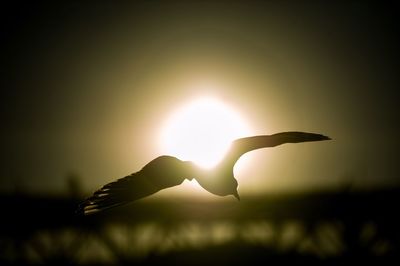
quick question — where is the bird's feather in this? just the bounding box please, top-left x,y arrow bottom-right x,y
229,131 -> 331,163
77,172 -> 159,215
77,156 -> 191,215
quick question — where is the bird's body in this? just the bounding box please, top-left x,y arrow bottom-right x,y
77,132 -> 330,215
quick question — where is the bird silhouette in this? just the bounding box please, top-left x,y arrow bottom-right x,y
77,132 -> 330,215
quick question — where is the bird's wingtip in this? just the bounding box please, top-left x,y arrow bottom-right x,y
321,134 -> 332,141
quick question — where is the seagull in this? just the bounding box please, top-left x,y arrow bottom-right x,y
77,132 -> 330,215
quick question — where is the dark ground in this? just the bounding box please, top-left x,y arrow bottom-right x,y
1,187 -> 399,265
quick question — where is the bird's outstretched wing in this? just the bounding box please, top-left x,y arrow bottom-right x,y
77,172 -> 158,215
77,156 -> 192,215
229,131 -> 331,163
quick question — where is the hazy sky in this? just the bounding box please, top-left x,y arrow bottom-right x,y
1,1 -> 399,196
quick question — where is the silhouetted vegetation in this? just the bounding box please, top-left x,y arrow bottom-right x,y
1,187 -> 399,265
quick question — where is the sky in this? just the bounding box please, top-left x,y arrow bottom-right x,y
1,0 -> 399,196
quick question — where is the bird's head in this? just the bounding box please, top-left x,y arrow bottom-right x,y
213,160 -> 241,200
190,161 -> 241,200
230,177 -> 240,201
232,189 -> 240,200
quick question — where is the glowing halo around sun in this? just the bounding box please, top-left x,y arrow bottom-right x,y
160,97 -> 251,169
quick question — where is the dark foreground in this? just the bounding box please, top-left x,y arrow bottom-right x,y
1,187 -> 399,265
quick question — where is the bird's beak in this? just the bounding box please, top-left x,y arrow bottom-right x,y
233,191 -> 240,201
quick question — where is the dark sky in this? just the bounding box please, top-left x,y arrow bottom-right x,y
1,1 -> 399,196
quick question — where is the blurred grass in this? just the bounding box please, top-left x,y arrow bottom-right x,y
1,187 -> 399,265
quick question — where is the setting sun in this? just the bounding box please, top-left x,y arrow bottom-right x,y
160,97 -> 250,169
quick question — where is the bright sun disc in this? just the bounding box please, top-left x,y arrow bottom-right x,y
160,98 -> 250,169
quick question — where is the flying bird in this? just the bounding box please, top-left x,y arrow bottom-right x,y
77,132 -> 330,215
